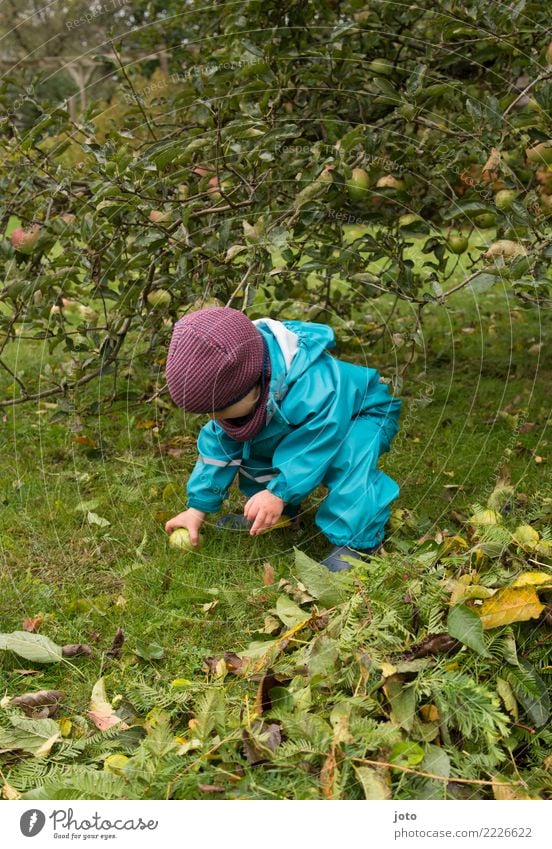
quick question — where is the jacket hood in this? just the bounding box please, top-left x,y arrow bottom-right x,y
254,318 -> 336,394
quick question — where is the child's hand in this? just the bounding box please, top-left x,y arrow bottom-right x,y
244,491 -> 286,536
164,508 -> 206,546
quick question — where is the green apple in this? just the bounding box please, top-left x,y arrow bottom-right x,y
169,528 -> 204,551
494,189 -> 518,211
447,233 -> 469,254
346,167 -> 370,202
147,289 -> 171,309
525,141 -> 552,165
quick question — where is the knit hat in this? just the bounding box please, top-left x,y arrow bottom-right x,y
165,308 -> 271,441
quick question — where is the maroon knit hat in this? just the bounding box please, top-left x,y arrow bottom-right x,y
165,307 -> 265,413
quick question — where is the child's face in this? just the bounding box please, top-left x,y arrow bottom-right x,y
211,383 -> 261,420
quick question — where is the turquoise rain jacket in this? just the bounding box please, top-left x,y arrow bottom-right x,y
186,319 -> 402,549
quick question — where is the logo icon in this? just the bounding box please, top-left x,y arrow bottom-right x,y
20,810 -> 46,837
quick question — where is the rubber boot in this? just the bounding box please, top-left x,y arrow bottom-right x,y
320,543 -> 381,573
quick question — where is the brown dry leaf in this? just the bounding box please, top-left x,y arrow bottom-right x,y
198,783 -> 225,794
2,781 -> 21,800
420,704 -> 440,722
482,147 -> 501,180
404,633 -> 461,659
203,651 -> 249,677
492,777 -> 531,800
10,690 -> 63,719
61,644 -> 93,658
477,586 -> 545,630
22,616 -> 44,633
73,435 -> 98,447
262,562 -> 276,586
242,722 -> 281,764
320,748 -> 339,799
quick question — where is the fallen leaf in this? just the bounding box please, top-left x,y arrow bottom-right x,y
1,781 -> 21,799
203,651 -> 248,676
242,722 -> 281,764
61,644 -> 93,658
511,571 -> 552,588
73,435 -> 98,447
198,783 -> 225,794
87,511 -> 111,528
492,776 -> 531,800
262,562 -> 276,585
0,631 -> 63,664
0,716 -> 61,756
404,633 -> 461,659
354,765 -> 391,800
477,586 -> 545,630
320,748 -> 339,799
22,616 -> 44,633
106,628 -> 125,657
10,690 -> 63,719
134,640 -> 164,661
87,677 -> 128,731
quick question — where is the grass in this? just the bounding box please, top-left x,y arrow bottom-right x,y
0,237 -> 551,798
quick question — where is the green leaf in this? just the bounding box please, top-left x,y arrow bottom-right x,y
417,744 -> 451,799
0,631 -> 63,663
293,548 -> 351,607
353,765 -> 391,799
447,604 -> 491,657
510,660 -> 550,728
134,640 -> 164,661
275,594 -> 307,627
385,678 -> 416,731
0,716 -> 61,756
389,741 -> 425,766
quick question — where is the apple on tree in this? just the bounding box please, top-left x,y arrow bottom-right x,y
10,224 -> 41,254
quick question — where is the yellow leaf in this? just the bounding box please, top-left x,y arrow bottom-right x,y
511,571 -> 552,588
477,586 -> 545,630
492,776 -> 531,800
512,525 -> 540,550
58,718 -> 72,737
441,535 -> 468,555
104,754 -> 129,775
496,678 -> 518,719
380,661 -> 397,678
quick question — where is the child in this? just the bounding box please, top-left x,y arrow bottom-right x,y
164,306 -> 401,572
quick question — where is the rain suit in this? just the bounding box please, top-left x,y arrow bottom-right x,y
186,318 -> 402,549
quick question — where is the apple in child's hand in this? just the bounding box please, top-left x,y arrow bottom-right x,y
168,528 -> 204,551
